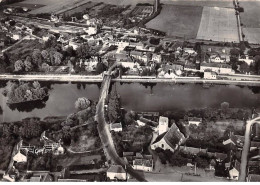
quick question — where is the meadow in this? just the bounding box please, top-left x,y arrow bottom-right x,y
145,5 -> 203,39
196,6 -> 239,42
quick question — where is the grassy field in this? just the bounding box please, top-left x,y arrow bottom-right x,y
240,0 -> 260,28
196,6 -> 239,42
22,0 -> 89,14
239,1 -> 260,44
243,27 -> 260,44
145,5 -> 203,39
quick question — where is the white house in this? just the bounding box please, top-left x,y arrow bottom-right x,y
209,55 -> 227,63
200,63 -> 234,74
151,54 -> 162,63
84,26 -> 97,36
204,70 -> 217,79
12,34 -> 21,40
183,48 -> 197,55
110,122 -> 123,132
136,120 -> 146,126
188,117 -> 202,126
13,151 -> 27,163
239,55 -> 254,65
106,165 -> 127,181
158,116 -> 169,135
229,160 -> 240,180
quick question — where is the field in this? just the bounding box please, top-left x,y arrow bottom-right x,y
239,1 -> 260,44
6,3 -> 45,10
145,5 -> 203,39
243,28 -> 260,44
240,0 -> 260,28
21,0 -> 89,14
196,6 -> 239,42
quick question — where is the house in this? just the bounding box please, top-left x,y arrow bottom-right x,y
136,120 -> 146,127
151,53 -> 162,63
84,26 -> 98,35
183,48 -> 196,55
58,179 -> 87,182
188,117 -> 202,126
180,146 -> 207,155
110,122 -> 123,132
200,63 -> 234,74
13,151 -> 27,163
130,51 -> 148,63
204,70 -> 217,79
106,165 -> 127,181
12,34 -> 21,40
239,55 -> 254,65
29,172 -> 53,182
133,158 -> 153,172
229,160 -> 240,180
151,122 -> 186,152
222,133 -> 244,148
209,54 -> 226,63
158,116 -> 169,135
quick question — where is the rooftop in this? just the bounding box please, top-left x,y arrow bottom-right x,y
107,165 -> 126,174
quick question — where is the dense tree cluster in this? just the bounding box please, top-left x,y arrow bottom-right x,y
3,81 -> 48,104
107,86 -> 121,123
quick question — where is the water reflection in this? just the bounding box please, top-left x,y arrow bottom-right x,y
0,80 -> 260,122
7,96 -> 49,112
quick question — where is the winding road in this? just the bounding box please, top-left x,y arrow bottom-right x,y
95,66 -> 147,182
239,116 -> 260,181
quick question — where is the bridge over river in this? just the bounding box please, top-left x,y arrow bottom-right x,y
95,65 -> 147,182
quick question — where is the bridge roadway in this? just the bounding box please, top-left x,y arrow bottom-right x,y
1,74 -> 260,86
95,67 -> 147,181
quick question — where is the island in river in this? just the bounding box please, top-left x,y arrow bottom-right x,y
3,81 -> 49,105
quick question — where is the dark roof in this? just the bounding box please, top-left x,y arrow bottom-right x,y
111,123 -> 122,129
152,132 -> 167,144
188,117 -> 202,122
164,123 -> 185,149
133,159 -> 153,167
107,165 -> 126,174
201,62 -> 231,69
123,152 -> 134,157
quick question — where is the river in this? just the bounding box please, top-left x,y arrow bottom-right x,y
0,81 -> 260,122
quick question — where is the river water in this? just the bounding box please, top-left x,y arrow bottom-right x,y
0,81 -> 260,122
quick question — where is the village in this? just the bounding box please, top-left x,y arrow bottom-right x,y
1,0 -> 260,183
0,1 -> 260,82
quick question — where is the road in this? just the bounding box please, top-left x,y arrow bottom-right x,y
239,117 -> 260,181
95,66 -> 147,182
1,74 -> 260,86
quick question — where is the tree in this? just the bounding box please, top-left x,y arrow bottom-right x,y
221,102 -> 230,114
14,60 -> 24,72
195,156 -> 209,169
230,48 -> 240,56
24,56 -> 33,72
75,97 -> 91,111
108,86 -> 121,123
32,49 -> 43,67
41,63 -> 50,72
76,43 -> 90,58
41,50 -> 49,60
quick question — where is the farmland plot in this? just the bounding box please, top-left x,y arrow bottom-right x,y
196,6 -> 239,42
145,5 -> 203,38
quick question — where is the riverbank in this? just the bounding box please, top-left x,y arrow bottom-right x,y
1,74 -> 260,86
